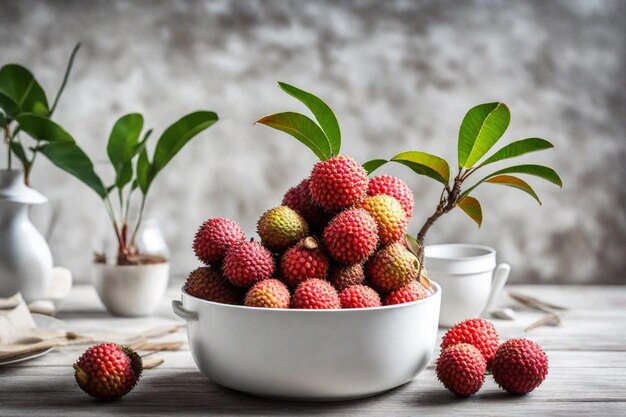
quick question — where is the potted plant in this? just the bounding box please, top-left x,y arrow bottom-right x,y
0,44 -> 80,302
28,110 -> 218,316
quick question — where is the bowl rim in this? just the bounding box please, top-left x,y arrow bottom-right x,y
180,280 -> 440,313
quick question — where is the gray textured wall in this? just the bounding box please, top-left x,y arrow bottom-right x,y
1,0 -> 624,284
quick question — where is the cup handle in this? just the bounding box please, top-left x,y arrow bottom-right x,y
172,300 -> 198,322
482,263 -> 510,314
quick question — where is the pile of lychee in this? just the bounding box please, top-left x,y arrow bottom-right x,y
186,154 -> 432,309
436,318 -> 549,396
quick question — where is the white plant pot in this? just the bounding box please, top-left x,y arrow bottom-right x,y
0,170 -> 53,303
172,281 -> 441,401
92,262 -> 170,317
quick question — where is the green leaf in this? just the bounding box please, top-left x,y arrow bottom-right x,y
485,174 -> 542,204
404,233 -> 421,258
277,82 -> 340,156
9,141 -> 30,171
461,164 -> 562,199
479,138 -> 554,167
15,114 -> 75,142
0,64 -> 49,117
391,151 -> 450,185
38,142 -> 107,198
362,159 -> 388,175
136,147 -> 151,194
458,102 -> 510,168
107,113 -> 144,189
50,43 -> 81,116
256,112 -> 331,160
458,196 -> 482,227
152,111 -> 218,176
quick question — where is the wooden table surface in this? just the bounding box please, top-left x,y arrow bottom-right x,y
1,283 -> 625,416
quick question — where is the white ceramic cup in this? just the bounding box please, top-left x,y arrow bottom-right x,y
424,244 -> 510,327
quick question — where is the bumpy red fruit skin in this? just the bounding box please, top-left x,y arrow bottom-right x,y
184,267 -> 242,305
436,343 -> 486,396
193,218 -> 246,267
280,237 -> 329,288
309,155 -> 368,211
223,241 -> 275,288
292,278 -> 341,309
491,338 -> 549,394
366,242 -> 419,292
74,343 -> 142,400
339,285 -> 382,308
244,279 -> 291,308
368,175 -> 414,219
323,208 -> 379,264
441,318 -> 500,365
384,280 -> 429,305
329,263 -> 365,291
282,178 -> 333,232
358,194 -> 408,244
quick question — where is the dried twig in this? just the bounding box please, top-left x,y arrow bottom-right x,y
526,314 -> 561,332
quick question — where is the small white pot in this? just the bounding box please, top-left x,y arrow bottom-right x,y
92,262 -> 170,317
173,281 -> 441,401
425,244 -> 510,327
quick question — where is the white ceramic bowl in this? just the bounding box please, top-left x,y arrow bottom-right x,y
172,281 -> 441,401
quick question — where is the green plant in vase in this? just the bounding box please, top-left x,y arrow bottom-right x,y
257,83 -> 562,285
22,110 -> 218,265
0,44 -> 81,185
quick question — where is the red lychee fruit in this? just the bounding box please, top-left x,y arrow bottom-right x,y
74,343 -> 142,400
223,241 -> 275,288
184,267 -> 242,305
358,194 -> 408,244
339,285 -> 382,308
193,218 -> 246,267
367,175 -> 414,219
491,338 -> 549,394
279,237 -> 329,288
384,280 -> 429,305
328,263 -> 365,291
323,208 -> 379,264
366,242 -> 419,292
309,155 -> 368,211
291,278 -> 340,309
257,206 -> 308,251
244,279 -> 291,309
436,343 -> 486,396
282,178 -> 333,232
441,318 -> 500,365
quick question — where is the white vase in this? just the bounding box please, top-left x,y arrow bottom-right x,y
92,262 -> 170,317
0,170 -> 53,302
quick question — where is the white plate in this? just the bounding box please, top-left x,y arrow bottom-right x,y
0,314 -> 65,366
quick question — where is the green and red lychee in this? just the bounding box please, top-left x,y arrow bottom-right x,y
491,338 -> 549,394
384,280 -> 429,305
323,208 -> 379,264
291,278 -> 340,309
309,155 -> 368,211
366,242 -> 419,292
280,237 -> 329,288
328,263 -> 365,291
244,279 -> 291,309
193,218 -> 245,266
358,194 -> 408,245
367,175 -> 414,219
339,285 -> 382,308
257,206 -> 308,251
223,241 -> 275,288
74,343 -> 142,400
184,266 -> 242,305
436,343 -> 486,397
